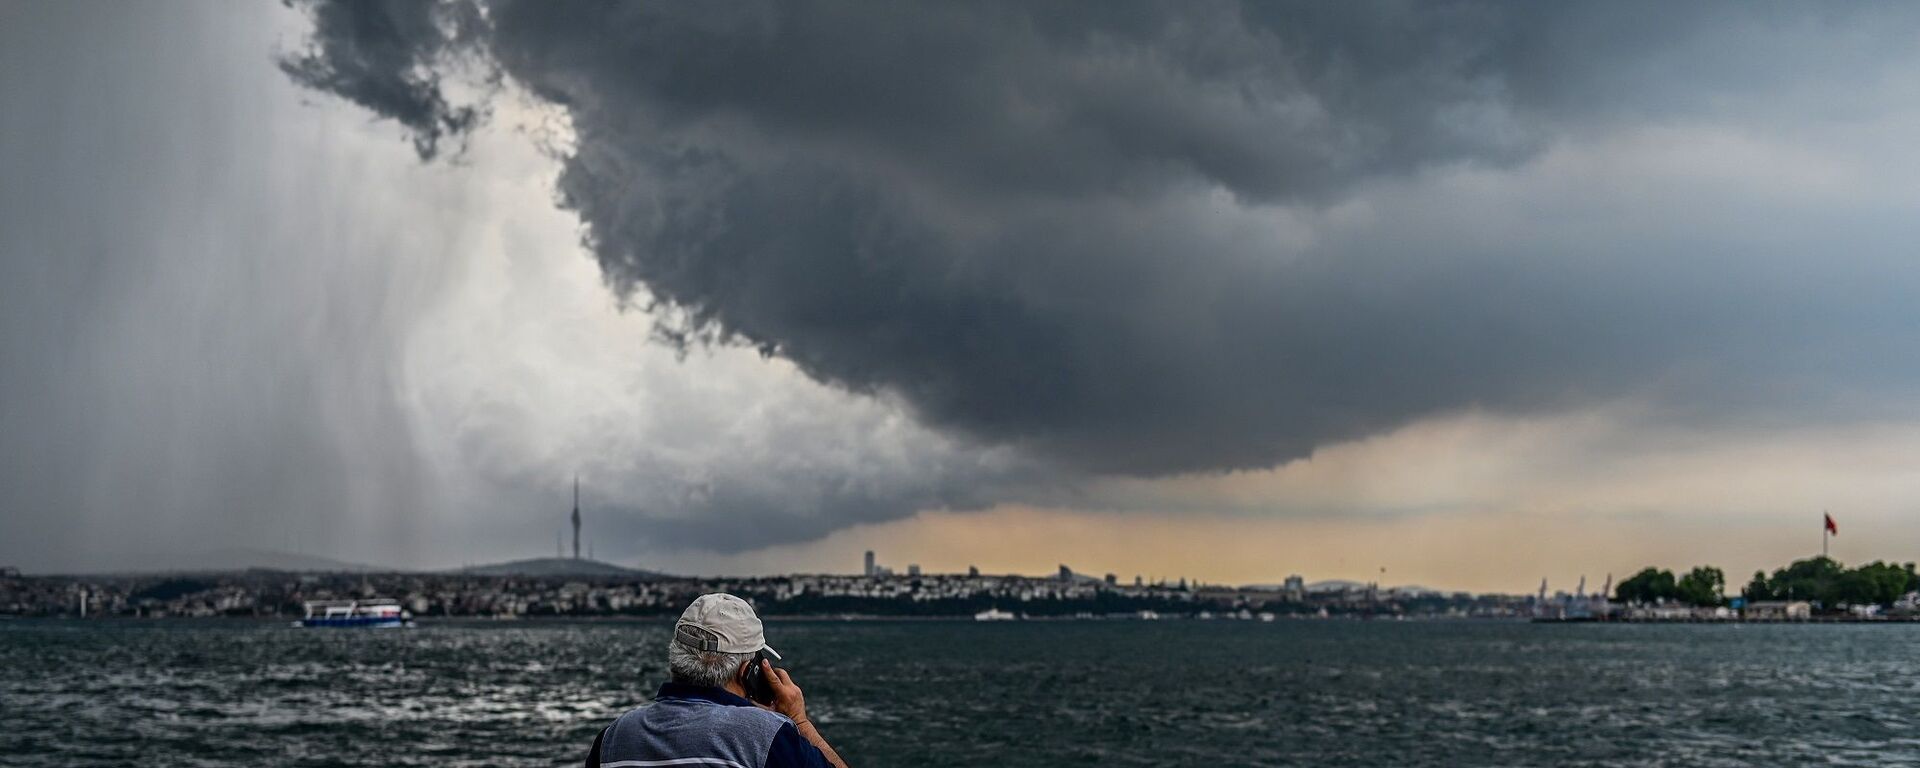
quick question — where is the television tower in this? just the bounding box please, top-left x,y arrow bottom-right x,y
571,475 -> 582,560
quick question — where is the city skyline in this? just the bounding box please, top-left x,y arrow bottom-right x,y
12,506 -> 1883,601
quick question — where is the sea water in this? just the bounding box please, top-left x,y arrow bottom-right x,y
4,618 -> 1918,767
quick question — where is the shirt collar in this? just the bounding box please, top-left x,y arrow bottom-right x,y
657,681 -> 756,708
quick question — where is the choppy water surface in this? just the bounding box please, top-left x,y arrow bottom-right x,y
5,619 -> 1920,766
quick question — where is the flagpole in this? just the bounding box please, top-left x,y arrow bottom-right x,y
1822,510 -> 1828,559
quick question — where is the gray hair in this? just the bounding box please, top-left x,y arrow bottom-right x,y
668,641 -> 753,689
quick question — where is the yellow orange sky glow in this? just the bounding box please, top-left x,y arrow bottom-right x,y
658,406 -> 1920,593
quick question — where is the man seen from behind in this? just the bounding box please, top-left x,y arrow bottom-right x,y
585,593 -> 850,768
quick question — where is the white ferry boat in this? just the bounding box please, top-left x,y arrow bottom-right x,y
973,607 -> 1018,621
295,599 -> 413,628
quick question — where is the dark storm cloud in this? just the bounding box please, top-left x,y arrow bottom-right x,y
279,0 -> 488,158
287,1 -> 1549,192
281,0 -> 1920,477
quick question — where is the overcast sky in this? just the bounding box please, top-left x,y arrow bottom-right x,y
8,1 -> 1920,590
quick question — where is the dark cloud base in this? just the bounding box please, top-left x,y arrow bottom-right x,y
280,1 -> 1920,496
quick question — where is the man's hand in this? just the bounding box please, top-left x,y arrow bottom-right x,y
754,661 -> 847,768
756,660 -> 807,722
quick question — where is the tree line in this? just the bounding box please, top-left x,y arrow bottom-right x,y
1614,557 -> 1919,608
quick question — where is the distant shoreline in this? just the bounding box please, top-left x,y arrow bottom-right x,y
1534,616 -> 1920,624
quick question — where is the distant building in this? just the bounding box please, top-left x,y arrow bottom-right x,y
1283,574 -> 1306,601
1058,564 -> 1073,582
1104,573 -> 1117,586
864,550 -> 875,578
967,565 -> 980,578
1744,600 -> 1811,621
908,564 -> 921,577
1134,575 -> 1143,588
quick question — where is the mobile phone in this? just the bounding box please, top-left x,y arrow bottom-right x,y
740,650 -> 776,704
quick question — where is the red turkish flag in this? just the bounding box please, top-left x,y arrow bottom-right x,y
1825,513 -> 1838,535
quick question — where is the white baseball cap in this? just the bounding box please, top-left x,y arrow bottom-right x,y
673,593 -> 781,659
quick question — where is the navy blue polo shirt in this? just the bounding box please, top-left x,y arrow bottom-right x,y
585,682 -> 831,768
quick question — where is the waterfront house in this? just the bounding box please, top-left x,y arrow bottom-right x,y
1742,601 -> 1811,621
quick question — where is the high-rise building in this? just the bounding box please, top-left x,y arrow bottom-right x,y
1058,564 -> 1073,582
864,550 -> 875,578
967,565 -> 980,578
908,564 -> 921,577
